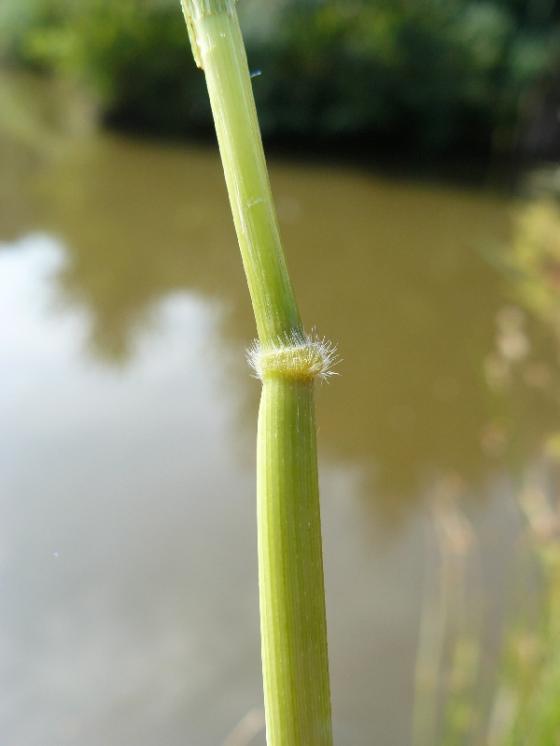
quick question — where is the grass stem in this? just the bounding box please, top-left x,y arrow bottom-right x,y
180,2 -> 334,744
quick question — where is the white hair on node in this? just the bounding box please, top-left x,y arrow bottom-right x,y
247,331 -> 339,382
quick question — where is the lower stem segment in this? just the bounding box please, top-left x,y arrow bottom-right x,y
257,378 -> 333,746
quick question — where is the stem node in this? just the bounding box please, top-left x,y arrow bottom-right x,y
248,332 -> 339,383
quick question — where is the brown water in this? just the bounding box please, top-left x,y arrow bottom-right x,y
2,75 -> 560,746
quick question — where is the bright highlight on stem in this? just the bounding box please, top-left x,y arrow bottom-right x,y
180,1 -> 335,744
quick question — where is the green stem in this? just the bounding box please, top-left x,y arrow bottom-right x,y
182,0 -> 301,344
258,378 -> 332,744
180,2 -> 334,744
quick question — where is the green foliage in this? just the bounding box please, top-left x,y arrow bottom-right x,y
1,0 -> 210,134
2,0 -> 559,152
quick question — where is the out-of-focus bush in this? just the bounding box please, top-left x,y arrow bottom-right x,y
0,0 -> 211,135
1,0 -> 559,154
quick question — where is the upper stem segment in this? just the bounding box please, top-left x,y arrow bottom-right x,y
182,0 -> 302,345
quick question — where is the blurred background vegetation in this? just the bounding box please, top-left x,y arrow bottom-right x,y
1,0 -> 559,158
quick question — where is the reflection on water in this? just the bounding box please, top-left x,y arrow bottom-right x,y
1,231 -> 426,746
1,236 -> 260,745
2,94 -> 560,744
7,131 -> 560,504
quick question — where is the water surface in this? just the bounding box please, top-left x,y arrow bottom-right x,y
1,81 -> 559,745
